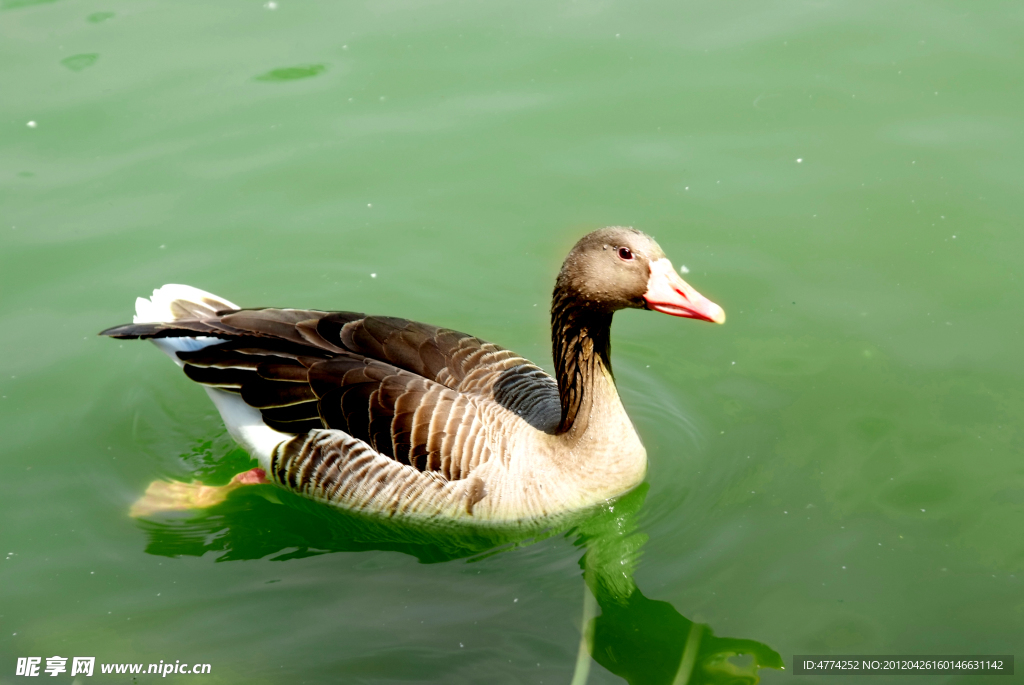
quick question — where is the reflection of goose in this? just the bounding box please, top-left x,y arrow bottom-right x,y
102,227 -> 724,522
140,481 -> 782,684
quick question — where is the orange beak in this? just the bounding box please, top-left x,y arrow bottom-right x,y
643,258 -> 726,324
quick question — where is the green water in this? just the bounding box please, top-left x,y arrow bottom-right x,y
2,0 -> 1022,682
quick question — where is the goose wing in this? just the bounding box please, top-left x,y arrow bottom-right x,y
101,308 -> 560,478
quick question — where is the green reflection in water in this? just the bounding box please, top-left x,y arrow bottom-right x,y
574,488 -> 783,684
139,462 -> 781,685
254,64 -> 328,83
0,0 -> 60,10
60,53 -> 99,72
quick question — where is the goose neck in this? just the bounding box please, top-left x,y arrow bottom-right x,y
550,295 -> 614,438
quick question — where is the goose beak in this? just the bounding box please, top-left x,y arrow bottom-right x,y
643,258 -> 726,324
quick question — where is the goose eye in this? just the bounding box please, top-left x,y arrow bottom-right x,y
617,246 -> 634,261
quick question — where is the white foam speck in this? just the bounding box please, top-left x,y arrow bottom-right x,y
370,273 -> 377,278
678,264 -> 689,274
796,158 -> 803,163
263,1 -> 277,9
26,121 -> 37,128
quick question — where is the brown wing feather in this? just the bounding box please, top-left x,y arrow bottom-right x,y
101,306 -> 559,473
307,356 -> 491,479
102,308 -> 555,399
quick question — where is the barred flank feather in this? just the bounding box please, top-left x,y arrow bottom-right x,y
269,430 -> 462,516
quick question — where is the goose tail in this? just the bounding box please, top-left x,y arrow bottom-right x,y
129,284 -> 239,365
104,284 -> 289,463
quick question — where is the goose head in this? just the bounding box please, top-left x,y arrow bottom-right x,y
555,227 -> 725,324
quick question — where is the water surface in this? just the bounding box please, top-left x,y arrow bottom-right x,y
2,0 -> 1022,683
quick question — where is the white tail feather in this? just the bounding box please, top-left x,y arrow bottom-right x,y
136,284 -> 289,467
135,284 -> 240,366
133,284 -> 239,324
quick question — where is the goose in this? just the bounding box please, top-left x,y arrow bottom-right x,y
101,227 -> 724,523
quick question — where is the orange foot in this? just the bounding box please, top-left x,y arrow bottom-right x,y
129,468 -> 268,518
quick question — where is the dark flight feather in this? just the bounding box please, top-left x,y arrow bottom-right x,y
101,308 -> 563,479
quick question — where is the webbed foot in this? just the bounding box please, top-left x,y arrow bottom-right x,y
129,468 -> 268,517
